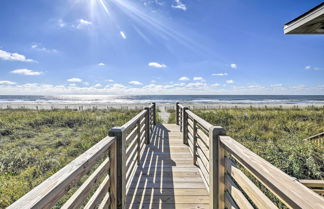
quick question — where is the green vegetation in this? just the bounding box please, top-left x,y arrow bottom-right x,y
156,109 -> 163,124
0,109 -> 137,208
168,109 -> 176,124
193,107 -> 324,180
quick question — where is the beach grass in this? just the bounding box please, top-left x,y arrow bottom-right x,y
0,109 -> 138,208
193,107 -> 324,180
168,109 -> 176,123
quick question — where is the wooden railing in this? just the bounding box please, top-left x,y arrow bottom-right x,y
299,179 -> 324,196
303,132 -> 324,147
8,103 -> 156,209
176,103 -> 324,209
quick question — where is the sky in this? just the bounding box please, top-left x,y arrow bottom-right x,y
0,0 -> 323,95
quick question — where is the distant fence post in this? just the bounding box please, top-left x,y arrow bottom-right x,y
176,102 -> 179,125
183,107 -> 189,145
144,107 -> 150,144
108,127 -> 126,209
152,102 -> 156,125
209,126 -> 226,209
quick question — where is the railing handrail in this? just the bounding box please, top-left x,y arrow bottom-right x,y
119,109 -> 146,133
186,109 -> 213,131
7,136 -> 116,209
108,103 -> 156,209
303,132 -> 324,141
9,103 -> 157,209
220,135 -> 324,209
176,102 -> 324,209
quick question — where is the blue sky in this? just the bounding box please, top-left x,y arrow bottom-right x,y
0,0 -> 323,95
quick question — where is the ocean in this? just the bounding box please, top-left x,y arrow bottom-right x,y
0,95 -> 324,105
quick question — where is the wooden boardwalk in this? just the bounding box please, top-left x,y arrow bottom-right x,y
126,124 -> 209,209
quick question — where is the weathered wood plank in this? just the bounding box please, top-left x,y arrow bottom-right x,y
84,175 -> 110,209
8,136 -> 115,209
127,203 -> 209,209
98,192 -> 110,209
225,174 -> 254,209
126,124 -> 209,209
128,195 -> 209,204
62,158 -> 110,209
220,135 -> 324,209
299,179 -> 324,188
225,157 -> 278,209
127,188 -> 208,196
225,191 -> 239,209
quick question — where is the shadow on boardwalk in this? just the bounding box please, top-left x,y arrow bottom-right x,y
126,124 -> 209,209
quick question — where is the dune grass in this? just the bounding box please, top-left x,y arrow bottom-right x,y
168,109 -> 176,124
193,107 -> 324,180
0,109 -> 137,208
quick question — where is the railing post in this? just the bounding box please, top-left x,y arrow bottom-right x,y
209,126 -> 226,209
183,107 -> 189,145
179,107 -> 183,132
176,102 -> 179,125
108,128 -> 126,209
144,107 -> 150,144
193,119 -> 197,165
152,102 -> 156,126
109,140 -> 117,209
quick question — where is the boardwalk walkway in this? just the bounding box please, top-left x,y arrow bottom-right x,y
126,124 -> 209,209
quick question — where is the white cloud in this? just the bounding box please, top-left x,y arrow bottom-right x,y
305,65 -> 322,71
212,73 -> 228,76
120,31 -> 127,39
230,64 -> 237,69
172,0 -> 187,11
129,81 -> 143,85
0,49 -> 36,62
57,19 -> 66,28
148,62 -> 167,68
179,76 -> 190,81
11,69 -> 42,76
186,82 -> 206,88
67,78 -> 82,83
31,44 -> 58,53
1,82 -> 324,95
76,19 -> 92,29
212,83 -> 220,87
193,77 -> 204,81
271,84 -> 283,87
94,83 -> 102,87
226,80 -> 234,84
98,62 -> 105,66
0,81 -> 16,85
305,66 -> 311,70
111,83 -> 126,89
106,79 -> 114,82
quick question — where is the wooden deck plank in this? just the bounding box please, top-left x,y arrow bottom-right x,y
126,124 -> 209,208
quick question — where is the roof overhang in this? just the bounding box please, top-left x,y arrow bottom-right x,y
284,3 -> 324,34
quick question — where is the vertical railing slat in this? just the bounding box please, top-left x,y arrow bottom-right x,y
209,126 -> 226,209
